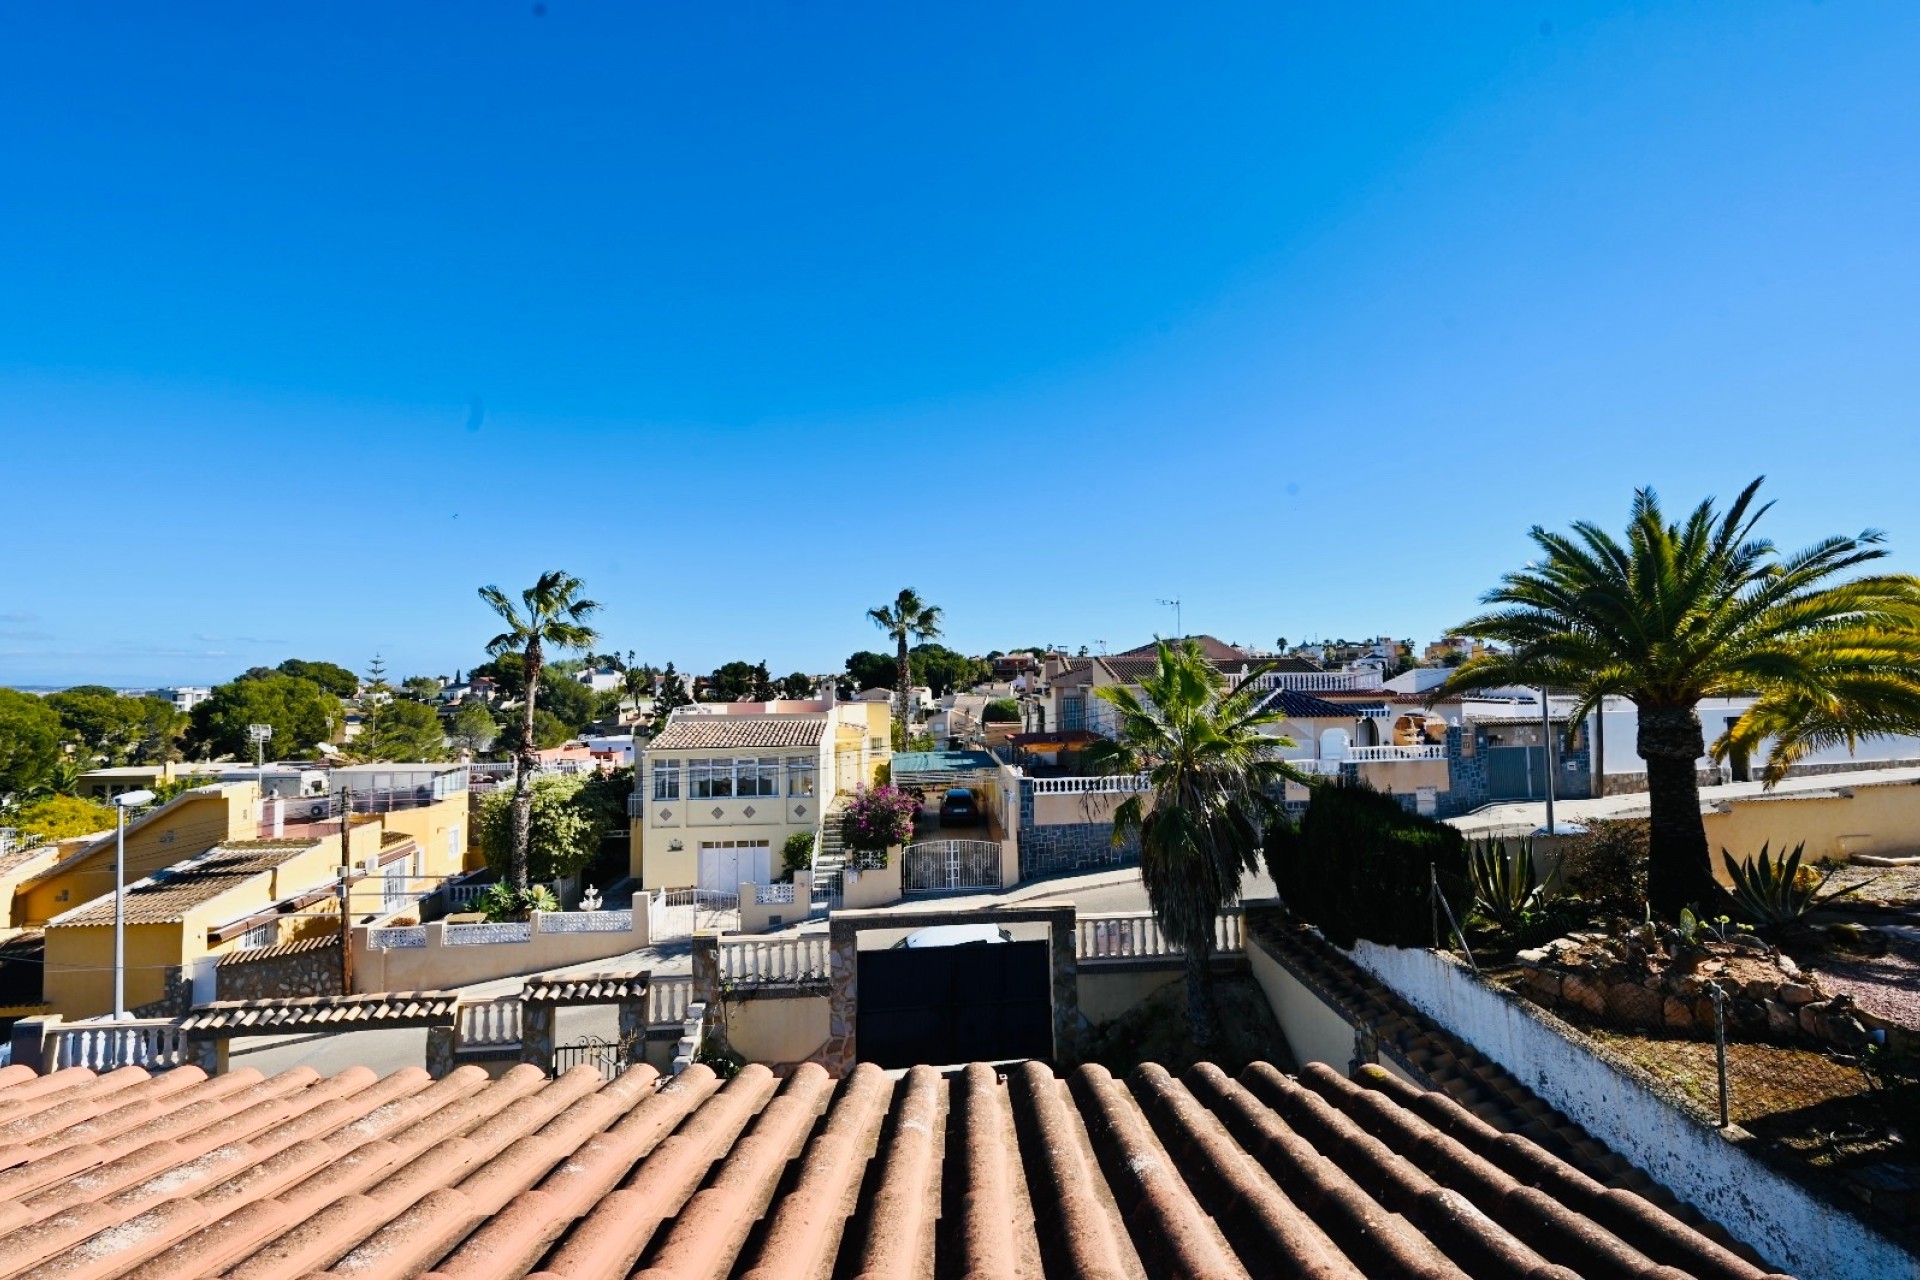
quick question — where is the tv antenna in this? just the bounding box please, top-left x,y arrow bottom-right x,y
1156,597 -> 1182,638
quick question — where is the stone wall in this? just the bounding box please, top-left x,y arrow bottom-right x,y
1016,781 -> 1138,877
216,936 -> 344,1002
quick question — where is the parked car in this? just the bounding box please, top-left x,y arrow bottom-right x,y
893,923 -> 1011,949
938,787 -> 980,826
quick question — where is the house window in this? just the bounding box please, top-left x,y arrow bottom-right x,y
1062,695 -> 1085,730
788,757 -> 816,797
240,919 -> 276,950
652,760 -> 681,800
690,758 -> 733,799
383,871 -> 410,911
738,757 -> 780,797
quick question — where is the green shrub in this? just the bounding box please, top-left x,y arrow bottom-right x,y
1266,779 -> 1470,948
983,698 -> 1021,723
781,830 -> 816,882
1559,818 -> 1648,916
477,882 -> 560,922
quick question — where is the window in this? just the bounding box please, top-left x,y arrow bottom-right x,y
240,919 -> 276,950
690,758 -> 733,798
788,756 -> 816,797
383,871 -> 409,911
738,757 -> 779,797
652,760 -> 681,800
1062,695 -> 1085,730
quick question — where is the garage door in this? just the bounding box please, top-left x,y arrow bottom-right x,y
697,840 -> 770,894
857,940 -> 1052,1068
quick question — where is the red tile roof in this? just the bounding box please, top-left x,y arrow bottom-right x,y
645,715 -> 827,751
0,1049 -> 1780,1278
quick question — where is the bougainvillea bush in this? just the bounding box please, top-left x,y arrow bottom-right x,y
839,785 -> 918,867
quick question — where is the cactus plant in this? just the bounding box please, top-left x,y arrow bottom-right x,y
1721,842 -> 1862,927
1469,838 -> 1551,932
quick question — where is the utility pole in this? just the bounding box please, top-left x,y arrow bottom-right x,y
1540,687 -> 1557,835
338,786 -> 355,995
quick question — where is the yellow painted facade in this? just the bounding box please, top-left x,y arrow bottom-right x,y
35,790 -> 474,1020
635,704 -> 890,890
13,783 -> 262,928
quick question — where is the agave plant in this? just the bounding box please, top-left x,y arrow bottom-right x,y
478,882 -> 560,922
1470,838 -> 1551,932
1721,842 -> 1863,927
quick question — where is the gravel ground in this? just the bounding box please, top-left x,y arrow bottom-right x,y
1809,934 -> 1920,1028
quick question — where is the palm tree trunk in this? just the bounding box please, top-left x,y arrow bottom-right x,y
511,643 -> 543,893
1184,943 -> 1219,1047
1639,704 -> 1719,916
895,634 -> 910,751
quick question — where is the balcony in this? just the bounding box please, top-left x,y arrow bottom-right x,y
1345,744 -> 1445,762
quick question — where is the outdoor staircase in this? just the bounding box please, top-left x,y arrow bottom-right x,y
811,803 -> 849,911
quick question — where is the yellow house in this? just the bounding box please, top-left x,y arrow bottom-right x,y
12,782 -> 265,928
635,701 -> 890,892
39,816 -> 432,1020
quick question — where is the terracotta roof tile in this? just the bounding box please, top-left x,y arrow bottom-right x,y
47,841 -> 320,928
646,715 -> 827,751
0,1049 -> 1784,1278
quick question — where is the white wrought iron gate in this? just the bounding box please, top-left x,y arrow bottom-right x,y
900,839 -> 1001,894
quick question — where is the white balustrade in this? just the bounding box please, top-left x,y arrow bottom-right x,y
1027,774 -> 1152,795
444,921 -> 532,946
1075,910 -> 1245,961
457,998 -> 522,1047
1344,744 -> 1445,762
48,1020 -> 189,1071
648,976 -> 693,1026
717,935 -> 831,984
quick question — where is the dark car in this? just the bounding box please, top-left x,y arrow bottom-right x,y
938,787 -> 980,826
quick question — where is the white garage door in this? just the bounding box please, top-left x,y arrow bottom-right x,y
697,840 -> 771,894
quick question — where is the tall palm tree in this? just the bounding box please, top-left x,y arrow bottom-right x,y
479,571 -> 601,891
1438,479 -> 1920,916
867,588 -> 943,749
1084,640 -> 1305,1046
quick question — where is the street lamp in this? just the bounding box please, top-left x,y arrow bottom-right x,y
110,789 -> 157,1020
247,723 -> 273,793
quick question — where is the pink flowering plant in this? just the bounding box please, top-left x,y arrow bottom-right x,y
840,785 -> 918,867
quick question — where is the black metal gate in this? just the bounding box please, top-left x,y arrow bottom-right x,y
552,1033 -> 638,1080
856,940 -> 1052,1068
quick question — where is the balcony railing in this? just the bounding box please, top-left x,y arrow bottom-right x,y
1345,744 -> 1445,762
718,935 -> 831,984
1230,669 -> 1385,692
1028,774 -> 1152,795
46,1020 -> 190,1071
1076,911 -> 1245,961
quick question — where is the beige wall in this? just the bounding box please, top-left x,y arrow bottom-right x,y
1704,780 -> 1920,872
1352,759 -> 1450,796
1079,966 -> 1182,1025
1032,790 -> 1141,827
351,901 -> 653,992
1249,940 -> 1356,1074
841,856 -> 902,909
738,874 -> 812,933
376,796 -> 474,881
43,921 -> 183,1018
723,991 -> 829,1066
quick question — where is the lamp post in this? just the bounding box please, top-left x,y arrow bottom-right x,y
1540,686 -> 1557,836
110,789 -> 157,1020
247,723 -> 273,795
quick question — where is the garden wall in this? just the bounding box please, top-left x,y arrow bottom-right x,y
216,936 -> 343,1002
1347,939 -> 1912,1280
351,901 -> 652,992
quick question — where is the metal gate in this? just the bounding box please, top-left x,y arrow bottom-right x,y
857,940 -> 1052,1068
1485,745 -> 1547,800
553,1032 -> 639,1080
901,839 -> 1001,894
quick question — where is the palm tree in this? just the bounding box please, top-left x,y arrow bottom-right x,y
1438,479 -> 1920,916
479,571 -> 601,891
1083,640 -> 1306,1046
867,588 -> 943,749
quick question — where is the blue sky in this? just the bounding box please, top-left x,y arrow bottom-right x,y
3,3 -> 1917,687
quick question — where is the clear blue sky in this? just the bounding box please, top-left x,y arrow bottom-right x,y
4,3 -> 1917,687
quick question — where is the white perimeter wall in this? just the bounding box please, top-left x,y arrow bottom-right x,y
1347,940 -> 1917,1280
